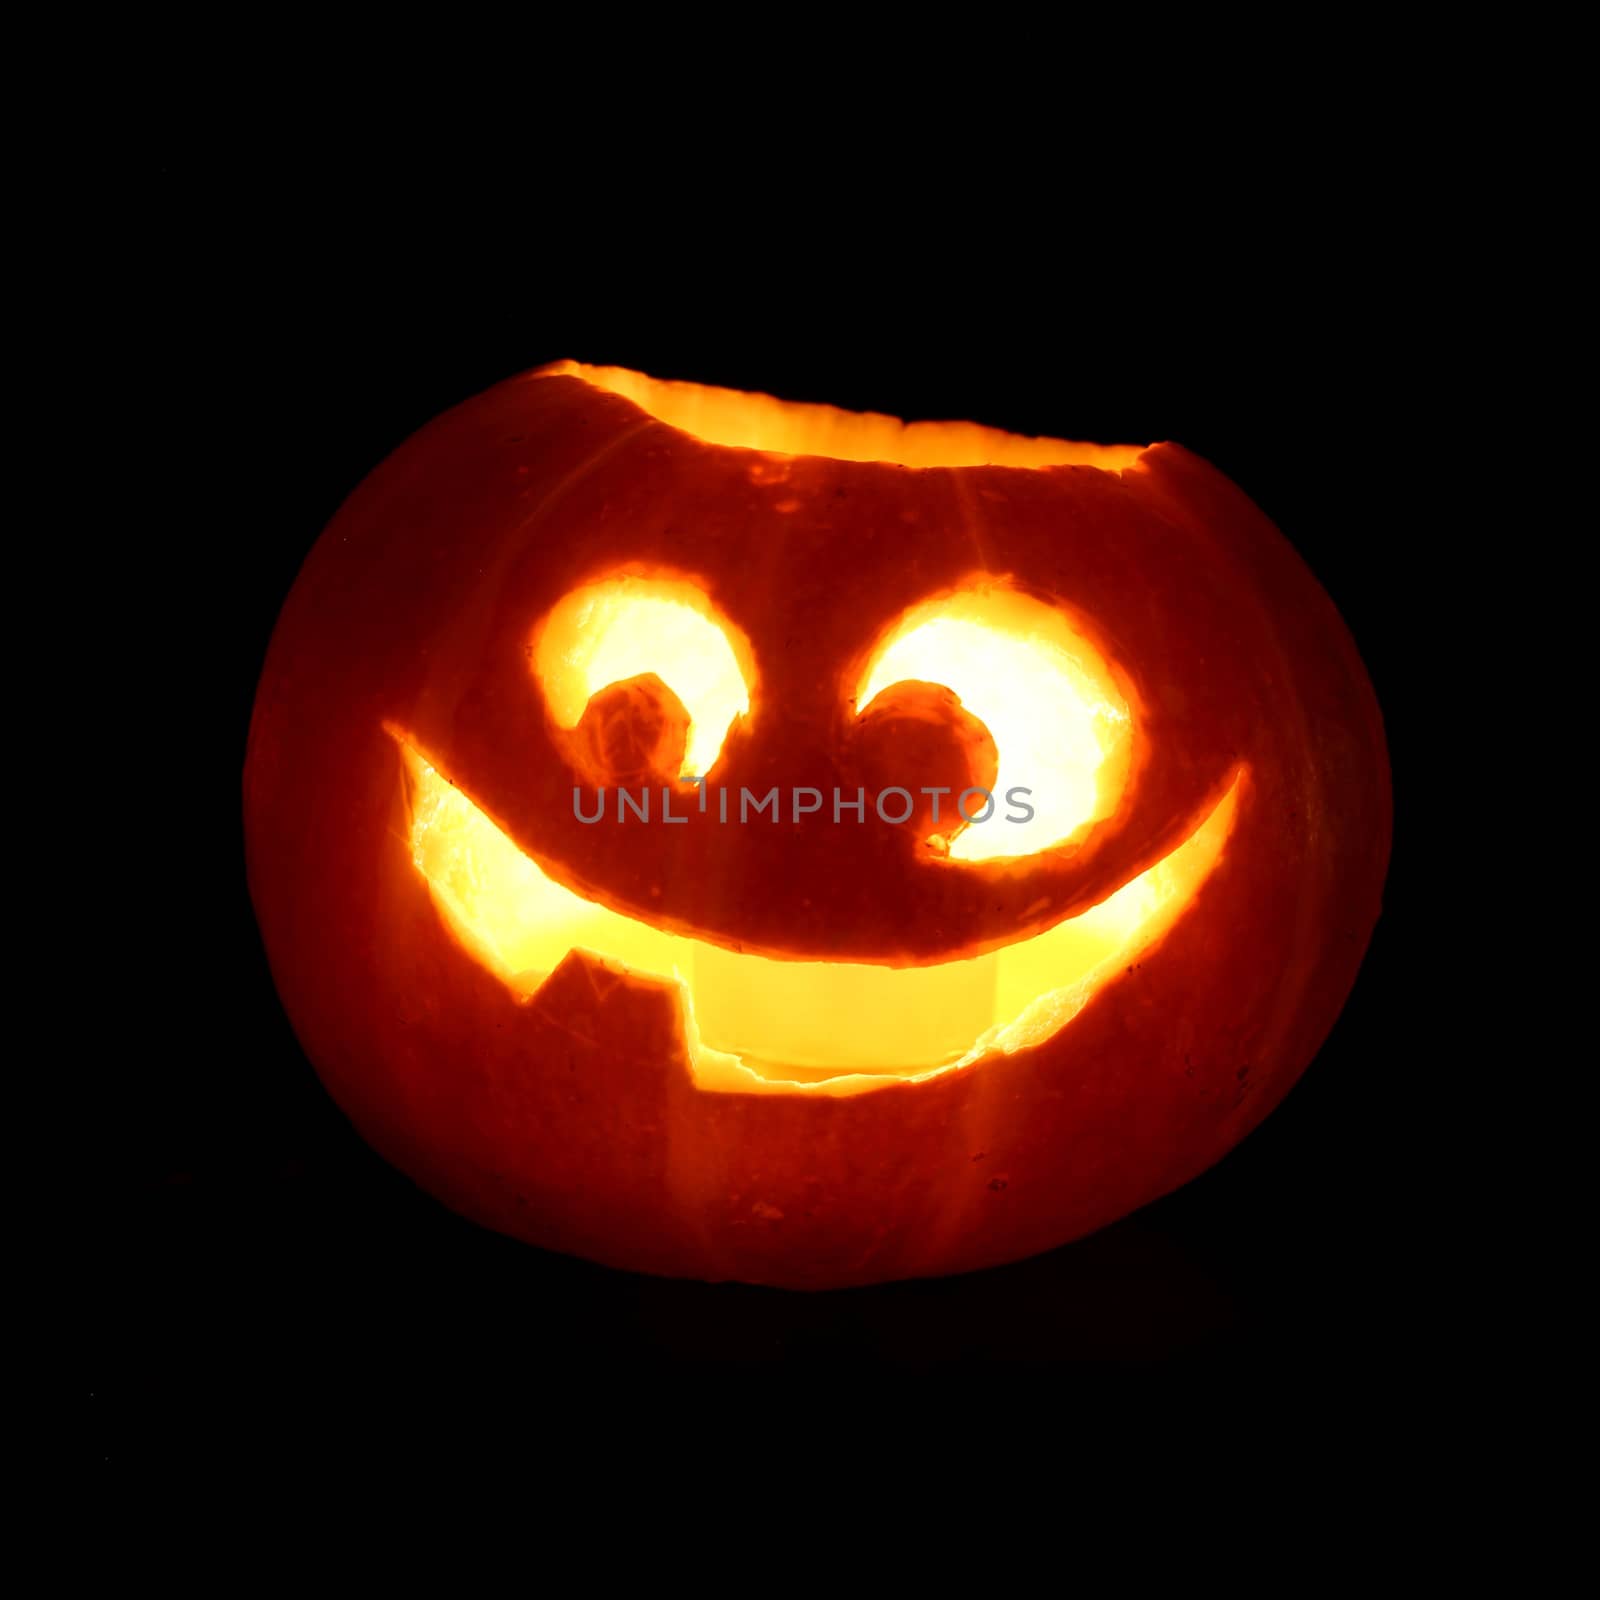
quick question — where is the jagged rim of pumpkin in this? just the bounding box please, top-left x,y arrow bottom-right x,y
534,360 -> 1153,474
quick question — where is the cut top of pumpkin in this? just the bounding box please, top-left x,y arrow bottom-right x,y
538,360 -> 1150,471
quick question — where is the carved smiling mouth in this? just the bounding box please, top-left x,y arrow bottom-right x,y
395,733 -> 1243,1097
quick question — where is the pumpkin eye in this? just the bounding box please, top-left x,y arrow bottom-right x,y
855,584 -> 1133,860
532,575 -> 754,779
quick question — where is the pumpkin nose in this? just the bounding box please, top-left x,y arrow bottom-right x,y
849,680 -> 999,850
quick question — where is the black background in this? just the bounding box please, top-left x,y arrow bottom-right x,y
92,170 -> 1423,1456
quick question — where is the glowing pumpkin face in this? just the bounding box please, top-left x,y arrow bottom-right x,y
245,361 -> 1390,1287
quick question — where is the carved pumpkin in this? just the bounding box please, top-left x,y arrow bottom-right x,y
244,361 -> 1390,1288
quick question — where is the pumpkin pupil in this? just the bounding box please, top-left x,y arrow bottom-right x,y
579,674 -> 690,787
850,680 -> 999,851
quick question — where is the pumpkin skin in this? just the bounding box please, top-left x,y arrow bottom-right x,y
244,364 -> 1390,1289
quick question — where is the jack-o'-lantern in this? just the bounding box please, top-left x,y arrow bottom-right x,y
244,361 -> 1390,1288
